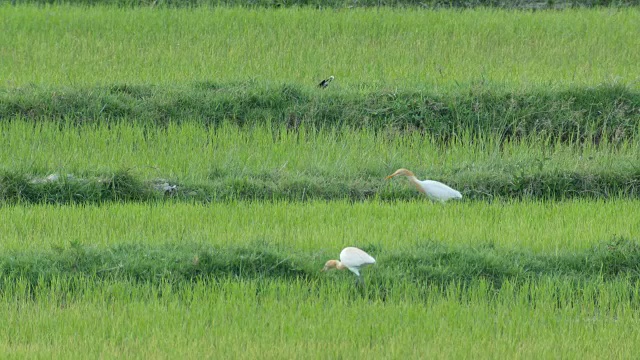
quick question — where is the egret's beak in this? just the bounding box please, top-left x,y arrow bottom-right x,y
385,172 -> 398,180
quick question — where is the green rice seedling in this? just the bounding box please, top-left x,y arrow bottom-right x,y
1,276 -> 640,358
0,200 -> 638,254
1,6 -> 639,91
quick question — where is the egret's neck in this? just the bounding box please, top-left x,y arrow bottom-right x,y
405,175 -> 419,183
335,261 -> 347,271
405,175 -> 424,193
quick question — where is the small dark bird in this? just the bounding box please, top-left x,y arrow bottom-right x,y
318,76 -> 334,88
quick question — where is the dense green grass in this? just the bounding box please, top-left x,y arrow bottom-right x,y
1,201 -> 638,253
2,236 -> 640,287
2,6 -> 639,90
3,3 -> 639,357
4,165 -> 640,202
3,83 -> 639,142
2,277 -> 639,358
2,201 -> 640,357
2,120 -> 640,202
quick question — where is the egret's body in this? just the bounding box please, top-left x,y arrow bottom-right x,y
386,168 -> 462,203
322,247 -> 375,277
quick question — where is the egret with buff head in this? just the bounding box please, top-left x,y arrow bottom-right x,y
322,247 -> 376,280
386,168 -> 462,203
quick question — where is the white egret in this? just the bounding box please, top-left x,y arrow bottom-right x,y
386,168 -> 462,203
318,75 -> 334,88
322,247 -> 375,278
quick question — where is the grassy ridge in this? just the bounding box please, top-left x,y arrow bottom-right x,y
2,238 -> 640,287
2,6 -> 639,89
2,83 -> 639,142
3,167 -> 640,203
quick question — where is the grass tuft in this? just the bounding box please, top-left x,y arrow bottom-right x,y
0,169 -> 155,204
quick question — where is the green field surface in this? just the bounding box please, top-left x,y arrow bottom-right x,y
2,201 -> 640,358
1,6 -> 639,91
1,200 -> 638,252
2,4 -> 640,358
2,277 -> 640,358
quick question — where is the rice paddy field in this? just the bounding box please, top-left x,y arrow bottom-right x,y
1,6 -> 639,90
2,2 -> 640,359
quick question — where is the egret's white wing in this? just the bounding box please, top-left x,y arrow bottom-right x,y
420,180 -> 462,202
340,247 -> 376,268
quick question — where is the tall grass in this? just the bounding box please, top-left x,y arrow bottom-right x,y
1,200 -> 638,253
4,119 -> 640,182
1,6 -> 639,90
1,277 -> 640,358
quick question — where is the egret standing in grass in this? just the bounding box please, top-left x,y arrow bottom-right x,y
386,168 -> 462,203
322,247 -> 375,283
318,75 -> 334,88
